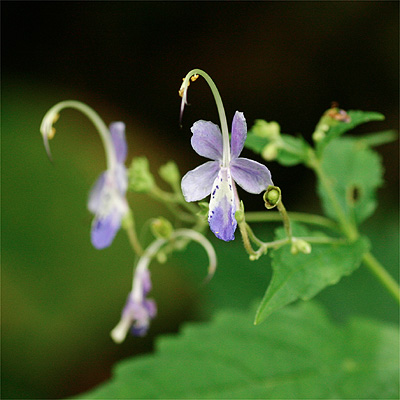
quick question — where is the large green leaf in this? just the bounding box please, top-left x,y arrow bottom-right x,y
317,110 -> 385,153
78,301 -> 398,399
317,138 -> 384,225
255,223 -> 369,325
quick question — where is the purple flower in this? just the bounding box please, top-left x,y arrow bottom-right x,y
88,122 -> 129,249
181,111 -> 272,241
111,269 -> 157,342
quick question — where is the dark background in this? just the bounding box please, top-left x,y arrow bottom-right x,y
2,2 -> 399,399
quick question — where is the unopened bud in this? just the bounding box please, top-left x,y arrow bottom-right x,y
235,201 -> 245,223
128,157 -> 155,193
159,161 -> 180,187
312,129 -> 326,142
253,120 -> 280,139
263,185 -> 281,209
290,238 -> 312,255
151,217 -> 173,239
262,143 -> 278,161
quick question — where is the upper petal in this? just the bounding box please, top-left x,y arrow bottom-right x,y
230,157 -> 273,194
88,172 -> 106,213
110,122 -> 127,163
208,167 -> 237,241
114,164 -> 128,195
181,161 -> 220,202
230,111 -> 247,159
191,120 -> 223,160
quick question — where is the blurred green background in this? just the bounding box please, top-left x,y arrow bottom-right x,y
2,2 -> 398,399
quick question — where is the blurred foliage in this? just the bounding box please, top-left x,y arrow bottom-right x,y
80,301 -> 399,399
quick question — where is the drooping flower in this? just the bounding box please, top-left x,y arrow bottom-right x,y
88,122 -> 129,249
110,268 -> 157,342
181,111 -> 273,241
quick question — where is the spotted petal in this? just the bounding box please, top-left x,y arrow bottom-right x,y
181,160 -> 220,202
208,167 -> 237,241
230,111 -> 247,159
110,122 -> 127,163
230,157 -> 273,194
191,120 -> 223,160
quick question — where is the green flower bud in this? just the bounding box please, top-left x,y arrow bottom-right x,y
261,142 -> 278,161
128,157 -> 155,193
253,120 -> 281,139
290,238 -> 312,255
159,161 -> 181,188
234,200 -> 245,223
312,129 -> 326,142
156,251 -> 167,264
151,217 -> 174,239
263,185 -> 281,209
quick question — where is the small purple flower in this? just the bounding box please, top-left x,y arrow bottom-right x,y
111,269 -> 157,342
88,122 -> 129,249
181,111 -> 273,241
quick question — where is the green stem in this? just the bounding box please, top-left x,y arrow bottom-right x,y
150,186 -> 198,218
122,210 -> 143,256
245,211 -> 339,231
363,252 -> 400,303
309,153 -> 358,241
238,221 -> 258,257
277,200 -> 292,241
308,150 -> 399,303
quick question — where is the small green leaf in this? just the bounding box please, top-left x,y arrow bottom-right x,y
245,133 -> 269,153
255,222 -> 369,325
353,130 -> 398,148
128,156 -> 155,193
78,301 -> 398,399
277,134 -> 309,166
317,110 -> 385,153
318,138 -> 384,225
245,132 -> 309,166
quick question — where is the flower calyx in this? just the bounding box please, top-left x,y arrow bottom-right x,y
263,185 -> 282,209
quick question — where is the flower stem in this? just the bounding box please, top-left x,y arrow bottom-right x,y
277,200 -> 292,242
122,210 -> 144,256
245,211 -> 339,231
362,252 -> 400,303
149,186 -> 198,221
308,153 -> 358,241
40,100 -> 117,171
180,69 -> 231,167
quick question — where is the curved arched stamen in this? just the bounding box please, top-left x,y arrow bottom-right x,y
40,100 -> 117,171
179,69 -> 231,167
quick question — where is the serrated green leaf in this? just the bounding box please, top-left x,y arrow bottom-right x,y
255,223 -> 369,325
318,138 -> 384,225
78,301 -> 398,399
317,110 -> 385,153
